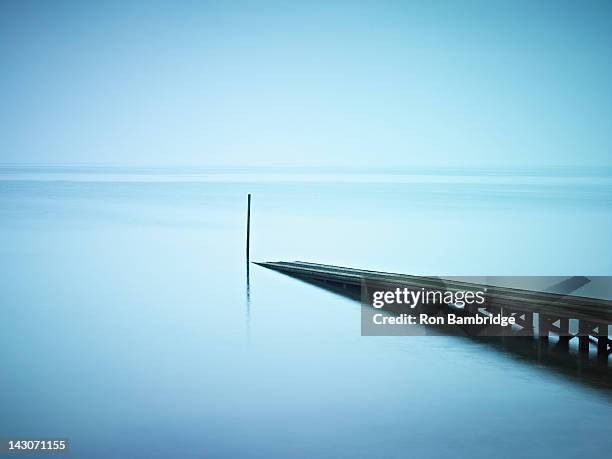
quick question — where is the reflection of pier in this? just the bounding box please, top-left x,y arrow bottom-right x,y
256,261 -> 612,389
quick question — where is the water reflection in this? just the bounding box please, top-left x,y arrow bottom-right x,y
269,269 -> 612,393
246,261 -> 251,342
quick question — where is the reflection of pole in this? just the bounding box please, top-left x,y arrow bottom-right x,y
246,194 -> 251,265
246,271 -> 251,342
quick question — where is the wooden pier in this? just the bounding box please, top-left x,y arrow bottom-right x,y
255,261 -> 612,365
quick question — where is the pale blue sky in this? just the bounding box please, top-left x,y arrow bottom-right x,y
1,0 -> 611,167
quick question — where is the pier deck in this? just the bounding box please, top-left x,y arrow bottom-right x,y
255,261 -> 612,362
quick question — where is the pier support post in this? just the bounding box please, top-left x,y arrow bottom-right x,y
597,324 -> 609,365
578,320 -> 590,356
520,311 -> 533,336
538,313 -> 549,342
558,317 -> 570,350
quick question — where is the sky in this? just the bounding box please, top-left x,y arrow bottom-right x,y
1,0 -> 611,167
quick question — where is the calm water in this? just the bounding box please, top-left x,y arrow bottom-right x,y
1,167 -> 611,458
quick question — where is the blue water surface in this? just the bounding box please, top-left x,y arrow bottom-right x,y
1,166 -> 611,458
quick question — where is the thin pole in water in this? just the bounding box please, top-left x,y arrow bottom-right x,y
246,193 -> 251,263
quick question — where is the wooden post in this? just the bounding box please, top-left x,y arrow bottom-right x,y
246,194 -> 251,263
558,318 -> 570,349
578,320 -> 590,356
519,311 -> 534,336
538,313 -> 549,342
597,323 -> 608,364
